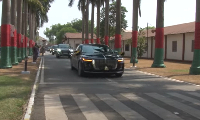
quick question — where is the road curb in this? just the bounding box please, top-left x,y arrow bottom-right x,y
23,57 -> 43,120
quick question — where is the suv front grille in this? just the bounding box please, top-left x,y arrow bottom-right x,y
94,59 -> 117,70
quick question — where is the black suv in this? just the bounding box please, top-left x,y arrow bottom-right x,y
55,44 -> 73,58
51,45 -> 58,55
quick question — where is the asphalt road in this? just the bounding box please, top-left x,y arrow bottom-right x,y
30,52 -> 200,120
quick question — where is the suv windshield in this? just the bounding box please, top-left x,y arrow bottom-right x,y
82,45 -> 113,54
59,44 -> 70,49
52,45 -> 58,49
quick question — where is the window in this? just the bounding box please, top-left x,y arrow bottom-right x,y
125,44 -> 129,51
192,40 -> 194,52
172,41 -> 177,52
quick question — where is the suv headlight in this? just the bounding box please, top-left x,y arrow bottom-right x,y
57,49 -> 61,52
117,58 -> 124,62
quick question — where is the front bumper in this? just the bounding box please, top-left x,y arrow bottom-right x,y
81,61 -> 124,74
57,51 -> 72,56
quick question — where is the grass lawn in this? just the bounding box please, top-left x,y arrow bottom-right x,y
0,76 -> 33,120
124,58 -> 200,85
0,57 -> 40,120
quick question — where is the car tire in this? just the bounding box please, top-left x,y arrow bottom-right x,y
115,73 -> 123,77
56,54 -> 60,58
78,62 -> 85,77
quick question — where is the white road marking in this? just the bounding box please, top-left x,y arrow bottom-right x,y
44,94 -> 68,120
40,57 -> 44,84
72,94 -> 108,120
168,93 -> 200,106
23,57 -> 43,120
121,93 -> 183,120
188,92 -> 200,98
96,94 -> 147,120
146,93 -> 200,119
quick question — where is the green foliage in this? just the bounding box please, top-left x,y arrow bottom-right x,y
44,18 -> 92,44
137,28 -> 147,58
126,27 -> 154,58
99,1 -> 128,39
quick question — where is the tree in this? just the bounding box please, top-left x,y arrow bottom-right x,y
151,0 -> 166,68
10,0 -> 19,65
130,0 -> 141,64
56,27 -> 77,44
114,0 -> 121,53
44,19 -> 92,44
99,1 -> 128,42
137,28 -> 147,58
189,0 -> 200,74
0,0 -> 12,68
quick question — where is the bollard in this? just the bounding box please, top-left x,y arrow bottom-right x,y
24,57 -> 28,71
21,57 -> 30,74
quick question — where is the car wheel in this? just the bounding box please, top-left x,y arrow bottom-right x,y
115,73 -> 123,77
56,54 -> 60,58
78,62 -> 84,77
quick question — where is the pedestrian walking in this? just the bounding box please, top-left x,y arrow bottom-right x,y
32,43 -> 39,62
40,46 -> 45,56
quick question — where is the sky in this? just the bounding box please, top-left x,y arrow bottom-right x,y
0,0 -> 196,40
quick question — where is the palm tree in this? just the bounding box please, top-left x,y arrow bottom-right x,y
114,0 -> 121,53
104,0 -> 109,45
22,0 -> 26,60
189,0 -> 200,74
10,0 -> 19,65
96,0 -> 101,44
85,0 -> 89,44
77,0 -> 86,44
17,0 -> 23,63
0,0 -> 12,68
90,0 -> 95,44
130,0 -> 141,64
151,0 -> 166,68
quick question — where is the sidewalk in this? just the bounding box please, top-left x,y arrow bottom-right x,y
124,58 -> 200,85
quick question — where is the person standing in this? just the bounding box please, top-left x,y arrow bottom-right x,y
32,43 -> 39,62
40,46 -> 45,56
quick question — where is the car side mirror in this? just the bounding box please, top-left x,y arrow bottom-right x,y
74,50 -> 80,55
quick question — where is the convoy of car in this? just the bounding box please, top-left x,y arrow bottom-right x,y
48,43 -> 124,77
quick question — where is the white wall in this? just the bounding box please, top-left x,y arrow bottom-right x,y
68,39 -> 82,50
185,32 -> 194,61
166,34 -> 183,60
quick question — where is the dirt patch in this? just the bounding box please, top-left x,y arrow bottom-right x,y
124,58 -> 200,85
0,57 -> 41,81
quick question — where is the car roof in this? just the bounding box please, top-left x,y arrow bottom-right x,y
80,44 -> 108,47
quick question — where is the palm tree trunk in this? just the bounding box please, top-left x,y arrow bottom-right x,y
21,0 -> 25,60
10,0 -> 19,65
151,0 -> 166,68
189,0 -> 200,74
28,7 -> 33,56
114,0 -> 121,53
85,0 -> 89,44
17,0 -> 23,63
130,0 -> 139,63
25,0 -> 28,57
104,0 -> 109,45
0,0 -> 12,68
81,2 -> 85,44
96,0 -> 100,44
91,1 -> 94,44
